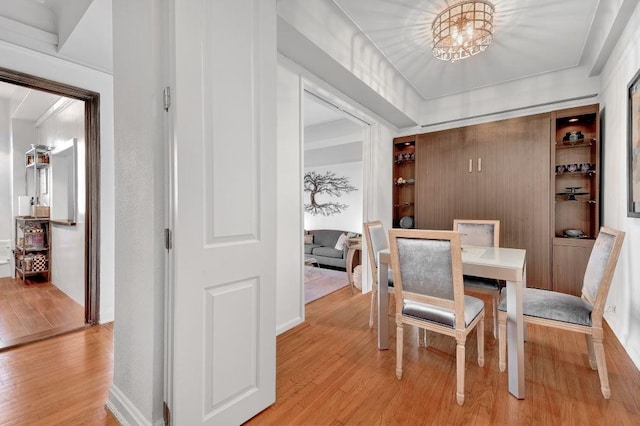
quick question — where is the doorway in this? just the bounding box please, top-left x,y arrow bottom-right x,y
0,67 -> 100,348
301,90 -> 369,304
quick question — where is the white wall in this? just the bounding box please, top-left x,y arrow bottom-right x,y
36,100 -> 85,306
276,63 -> 304,334
303,161 -> 363,233
0,99 -> 10,242
109,0 -> 165,424
0,38 -> 114,324
599,0 -> 640,369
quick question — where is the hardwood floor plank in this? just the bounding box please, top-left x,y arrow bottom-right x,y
246,287 -> 640,425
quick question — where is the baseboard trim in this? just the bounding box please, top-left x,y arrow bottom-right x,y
107,384 -> 156,426
277,316 -> 303,335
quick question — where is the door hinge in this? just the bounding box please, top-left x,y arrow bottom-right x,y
164,228 -> 172,250
163,401 -> 171,425
163,86 -> 171,111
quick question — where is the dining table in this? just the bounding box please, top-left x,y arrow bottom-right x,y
377,245 -> 527,399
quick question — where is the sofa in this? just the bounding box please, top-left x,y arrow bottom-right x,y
304,229 -> 356,270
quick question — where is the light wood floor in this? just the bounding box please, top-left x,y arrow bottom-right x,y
247,287 -> 640,425
0,323 -> 117,425
0,276 -> 86,349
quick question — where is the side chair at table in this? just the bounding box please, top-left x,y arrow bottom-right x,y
497,226 -> 625,399
389,229 -> 485,406
363,221 -> 394,328
454,219 -> 502,338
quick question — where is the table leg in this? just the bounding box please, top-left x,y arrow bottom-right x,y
506,271 -> 525,399
378,262 -> 389,350
347,247 -> 355,294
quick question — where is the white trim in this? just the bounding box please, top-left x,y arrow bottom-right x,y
34,97 -> 75,127
0,15 -> 58,47
107,385 -> 155,426
277,316 -> 304,335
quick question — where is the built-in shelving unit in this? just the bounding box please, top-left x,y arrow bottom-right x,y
551,104 -> 600,295
392,136 -> 416,228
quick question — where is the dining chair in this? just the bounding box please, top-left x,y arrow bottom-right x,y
389,229 -> 485,406
363,221 -> 394,328
454,219 -> 502,338
497,226 -> 625,399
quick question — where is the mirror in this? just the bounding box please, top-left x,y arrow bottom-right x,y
50,138 -> 77,224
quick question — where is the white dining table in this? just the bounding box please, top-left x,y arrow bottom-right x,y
377,245 -> 527,399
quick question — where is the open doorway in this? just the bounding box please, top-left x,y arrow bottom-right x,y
302,91 -> 366,304
0,67 -> 100,349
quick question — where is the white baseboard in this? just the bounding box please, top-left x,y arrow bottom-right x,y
107,384 -> 159,426
276,316 -> 303,335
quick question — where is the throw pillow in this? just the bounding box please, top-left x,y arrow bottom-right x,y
335,233 -> 348,250
304,234 -> 313,244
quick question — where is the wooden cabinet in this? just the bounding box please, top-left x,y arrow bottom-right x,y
15,217 -> 51,283
412,115 -> 551,289
551,104 -> 600,295
395,105 -> 601,294
392,136 -> 416,228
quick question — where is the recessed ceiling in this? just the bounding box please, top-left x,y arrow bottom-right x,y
333,0 -> 600,100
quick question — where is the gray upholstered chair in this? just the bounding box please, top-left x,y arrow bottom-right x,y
497,226 -> 625,399
363,221 -> 394,328
454,219 -> 502,338
389,229 -> 485,406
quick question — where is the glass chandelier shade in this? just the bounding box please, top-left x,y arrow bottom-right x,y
432,1 -> 494,62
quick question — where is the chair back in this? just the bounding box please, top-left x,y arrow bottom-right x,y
363,221 -> 389,284
389,229 -> 465,328
453,219 -> 500,247
581,227 -> 625,316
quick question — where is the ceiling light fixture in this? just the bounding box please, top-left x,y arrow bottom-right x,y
432,1 -> 495,62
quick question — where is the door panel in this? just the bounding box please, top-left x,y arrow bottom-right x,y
171,0 -> 277,424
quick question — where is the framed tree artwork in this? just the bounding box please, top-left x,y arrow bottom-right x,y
628,68 -> 640,217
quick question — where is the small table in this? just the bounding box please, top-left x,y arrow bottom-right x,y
377,245 -> 527,400
346,237 -> 362,293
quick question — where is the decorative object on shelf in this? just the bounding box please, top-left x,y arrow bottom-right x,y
627,67 -> 640,217
399,216 -> 414,229
562,131 -> 584,143
556,186 -> 589,201
563,229 -> 584,238
303,171 -> 357,216
567,163 -> 578,172
432,1 -> 495,62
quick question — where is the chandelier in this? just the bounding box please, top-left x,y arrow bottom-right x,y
432,1 -> 495,62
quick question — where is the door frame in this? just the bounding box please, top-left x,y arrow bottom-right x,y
0,66 -> 101,324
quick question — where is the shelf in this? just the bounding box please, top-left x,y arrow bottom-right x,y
394,202 -> 415,208
555,170 -> 595,177
394,159 -> 415,164
15,245 -> 49,252
15,268 -> 49,276
395,181 -> 415,186
555,139 -> 595,148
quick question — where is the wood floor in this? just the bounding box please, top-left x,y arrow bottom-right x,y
246,287 -> 640,425
0,323 -> 117,425
1,283 -> 638,425
0,276 -> 86,349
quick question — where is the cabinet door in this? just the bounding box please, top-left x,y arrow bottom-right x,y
415,114 -> 551,289
415,128 -> 471,230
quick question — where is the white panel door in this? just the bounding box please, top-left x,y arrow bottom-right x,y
171,0 -> 277,424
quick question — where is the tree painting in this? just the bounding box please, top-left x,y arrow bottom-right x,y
304,171 -> 357,216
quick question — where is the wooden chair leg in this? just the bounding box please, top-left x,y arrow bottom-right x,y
396,315 -> 404,380
492,294 -> 499,339
456,337 -> 466,406
498,310 -> 507,372
368,285 -> 377,328
585,334 -> 597,370
592,335 -> 611,398
418,328 -> 428,348
477,314 -> 485,367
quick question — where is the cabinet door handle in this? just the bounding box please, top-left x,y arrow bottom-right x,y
469,158 -> 473,173
477,157 -> 482,172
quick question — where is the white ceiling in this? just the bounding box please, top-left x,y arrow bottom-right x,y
332,0 -> 601,101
